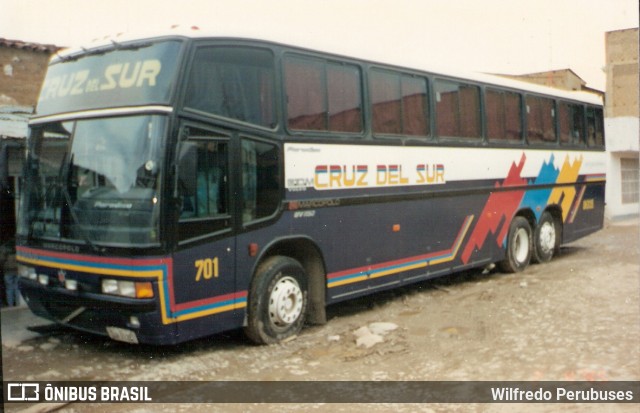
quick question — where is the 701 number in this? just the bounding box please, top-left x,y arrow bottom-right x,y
195,257 -> 219,281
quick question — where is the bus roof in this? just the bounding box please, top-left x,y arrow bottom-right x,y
56,25 -> 603,106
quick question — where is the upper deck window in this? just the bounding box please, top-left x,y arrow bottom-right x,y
37,40 -> 183,117
284,55 -> 363,133
370,70 -> 429,137
434,80 -> 481,139
559,102 -> 585,146
526,96 -> 556,144
184,47 -> 276,128
586,106 -> 605,148
485,89 -> 522,142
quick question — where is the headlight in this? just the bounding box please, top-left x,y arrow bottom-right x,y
118,281 -> 136,297
64,279 -> 78,291
101,279 -> 119,294
101,279 -> 154,298
18,265 -> 37,280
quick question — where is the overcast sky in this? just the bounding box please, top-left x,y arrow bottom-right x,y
2,0 -> 637,91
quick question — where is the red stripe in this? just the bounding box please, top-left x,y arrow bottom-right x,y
173,291 -> 248,311
16,246 -> 170,267
327,216 -> 471,280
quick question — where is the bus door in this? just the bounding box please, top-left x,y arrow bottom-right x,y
170,124 -> 239,326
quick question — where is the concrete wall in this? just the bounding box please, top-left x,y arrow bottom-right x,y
605,29 -> 639,118
606,117 -> 640,217
604,28 -> 639,219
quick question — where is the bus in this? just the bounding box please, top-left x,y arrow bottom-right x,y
16,28 -> 606,345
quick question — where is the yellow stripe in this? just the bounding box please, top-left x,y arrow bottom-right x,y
548,156 -> 583,221
327,275 -> 368,288
327,214 -> 474,288
18,256 -> 162,279
430,214 -> 473,265
428,257 -> 449,266
370,261 -> 427,279
173,302 -> 247,323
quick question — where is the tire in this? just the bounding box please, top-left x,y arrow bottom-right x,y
244,256 -> 308,344
532,211 -> 559,264
498,216 -> 532,273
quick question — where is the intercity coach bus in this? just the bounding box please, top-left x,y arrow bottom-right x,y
16,28 -> 605,345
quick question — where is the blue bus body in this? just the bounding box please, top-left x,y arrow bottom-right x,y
17,33 -> 605,345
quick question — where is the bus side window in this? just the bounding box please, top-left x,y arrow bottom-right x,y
559,102 -> 585,146
526,95 -> 557,144
284,55 -> 363,133
178,139 -> 229,220
177,132 -> 232,242
434,79 -> 481,139
370,70 -> 429,137
586,107 -> 605,148
242,139 -> 280,224
183,47 -> 276,128
486,89 -> 523,143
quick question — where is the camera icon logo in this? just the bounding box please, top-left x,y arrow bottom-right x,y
7,383 -> 40,401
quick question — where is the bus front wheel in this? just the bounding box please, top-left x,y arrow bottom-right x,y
245,256 -> 308,345
498,216 -> 532,273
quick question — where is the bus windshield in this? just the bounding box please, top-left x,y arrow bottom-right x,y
19,115 -> 167,247
36,40 -> 183,117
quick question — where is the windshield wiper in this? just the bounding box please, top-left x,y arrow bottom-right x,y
54,41 -> 153,63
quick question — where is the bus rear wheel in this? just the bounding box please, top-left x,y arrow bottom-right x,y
498,216 -> 532,273
532,211 -> 559,263
245,256 -> 308,345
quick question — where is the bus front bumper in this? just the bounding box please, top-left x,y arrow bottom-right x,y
18,279 -> 175,345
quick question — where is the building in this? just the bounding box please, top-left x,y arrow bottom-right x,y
498,68 -> 604,99
1,38 -> 60,306
1,37 -> 59,233
604,28 -> 639,219
1,37 -> 59,177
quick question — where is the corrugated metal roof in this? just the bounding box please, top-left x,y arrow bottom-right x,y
0,38 -> 60,53
0,106 -> 32,139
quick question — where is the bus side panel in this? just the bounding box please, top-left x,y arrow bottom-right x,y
280,192 -> 495,303
231,192 -> 491,308
266,178 -> 606,306
561,181 -> 606,244
170,239 -> 246,342
172,308 -> 245,343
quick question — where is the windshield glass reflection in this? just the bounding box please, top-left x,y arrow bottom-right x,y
20,115 -> 166,247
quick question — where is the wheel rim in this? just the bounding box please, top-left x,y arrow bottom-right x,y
513,227 -> 530,264
268,276 -> 304,327
538,221 -> 556,254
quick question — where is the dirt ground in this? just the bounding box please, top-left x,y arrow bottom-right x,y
2,218 -> 639,412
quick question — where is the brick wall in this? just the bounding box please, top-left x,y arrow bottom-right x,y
0,40 -> 59,108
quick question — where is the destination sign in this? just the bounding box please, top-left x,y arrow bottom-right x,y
36,40 -> 183,117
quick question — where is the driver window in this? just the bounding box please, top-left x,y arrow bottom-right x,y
177,128 -> 230,241
179,141 -> 228,219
